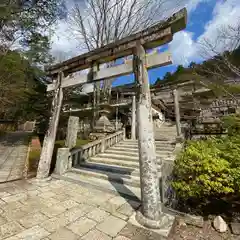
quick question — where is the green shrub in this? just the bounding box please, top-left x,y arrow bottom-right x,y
222,114 -> 240,135
172,135 -> 240,201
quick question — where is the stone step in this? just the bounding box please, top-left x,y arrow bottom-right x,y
154,132 -> 176,136
105,149 -> 173,157
154,137 -> 176,141
111,147 -> 174,154
114,144 -> 174,150
122,140 -> 175,145
118,141 -> 175,146
78,161 -> 140,176
154,131 -> 176,135
71,167 -> 140,188
97,153 -> 139,162
154,128 -> 176,131
53,171 -> 141,201
96,152 -> 172,162
89,157 -> 139,168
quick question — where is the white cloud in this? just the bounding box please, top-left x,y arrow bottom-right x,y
50,20 -> 82,61
169,31 -> 197,65
169,0 -> 240,66
198,0 -> 240,56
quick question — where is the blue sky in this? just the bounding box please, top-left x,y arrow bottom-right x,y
111,0 -> 231,87
51,0 -> 240,92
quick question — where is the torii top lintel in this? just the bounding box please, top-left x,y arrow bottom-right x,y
46,8 -> 187,77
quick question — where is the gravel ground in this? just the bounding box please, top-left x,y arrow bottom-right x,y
168,219 -> 239,240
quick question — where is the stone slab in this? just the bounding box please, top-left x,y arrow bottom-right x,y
67,217 -> 97,236
128,212 -> 175,238
0,221 -> 24,239
40,216 -> 69,233
16,225 -> 50,240
87,208 -> 110,223
96,215 -> 127,237
59,199 -> 79,210
18,212 -> 49,228
40,205 -> 66,218
81,229 -> 112,240
114,236 -> 132,240
119,222 -> 165,240
0,216 -> 7,226
48,227 -> 79,240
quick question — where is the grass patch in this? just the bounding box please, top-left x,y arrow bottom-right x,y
28,148 -> 41,174
50,138 -> 91,173
27,137 -> 91,176
55,139 -> 90,148
0,130 -> 6,138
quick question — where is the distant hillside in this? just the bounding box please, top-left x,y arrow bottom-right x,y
154,46 -> 240,87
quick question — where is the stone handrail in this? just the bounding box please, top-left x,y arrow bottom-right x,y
71,129 -> 125,166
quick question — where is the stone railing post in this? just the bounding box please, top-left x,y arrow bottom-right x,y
131,95 -> 136,140
123,128 -> 126,140
65,116 -> 79,149
54,148 -> 71,175
101,139 -> 105,153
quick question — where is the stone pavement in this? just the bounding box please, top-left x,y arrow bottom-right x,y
0,132 -> 29,183
0,178 -> 168,240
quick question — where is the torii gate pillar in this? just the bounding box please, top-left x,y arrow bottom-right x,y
37,72 -> 63,180
134,42 -> 162,228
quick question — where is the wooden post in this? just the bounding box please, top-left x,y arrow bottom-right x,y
37,72 -> 64,179
131,94 -> 136,140
134,42 -> 161,228
173,89 -> 182,138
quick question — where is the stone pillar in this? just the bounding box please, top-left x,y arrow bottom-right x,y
65,116 -> 79,149
134,42 -> 161,228
37,72 -> 64,180
173,89 -> 182,138
131,95 -> 136,140
101,139 -> 105,153
92,83 -> 97,130
116,92 -> 119,131
54,148 -> 71,175
123,127 -> 126,140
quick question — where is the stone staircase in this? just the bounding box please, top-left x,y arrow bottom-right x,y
55,122 -> 177,200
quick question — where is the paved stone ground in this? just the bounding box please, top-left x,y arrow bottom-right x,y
0,178 -> 159,240
0,132 -> 29,183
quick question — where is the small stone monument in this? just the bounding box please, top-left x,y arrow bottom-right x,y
65,116 -> 79,149
89,105 -> 115,140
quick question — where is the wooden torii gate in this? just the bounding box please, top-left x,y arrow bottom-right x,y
38,8 -> 187,228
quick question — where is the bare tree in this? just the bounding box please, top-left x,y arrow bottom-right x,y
190,19 -> 240,101
69,0 -> 184,51
199,19 -> 240,82
67,0 -> 185,119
